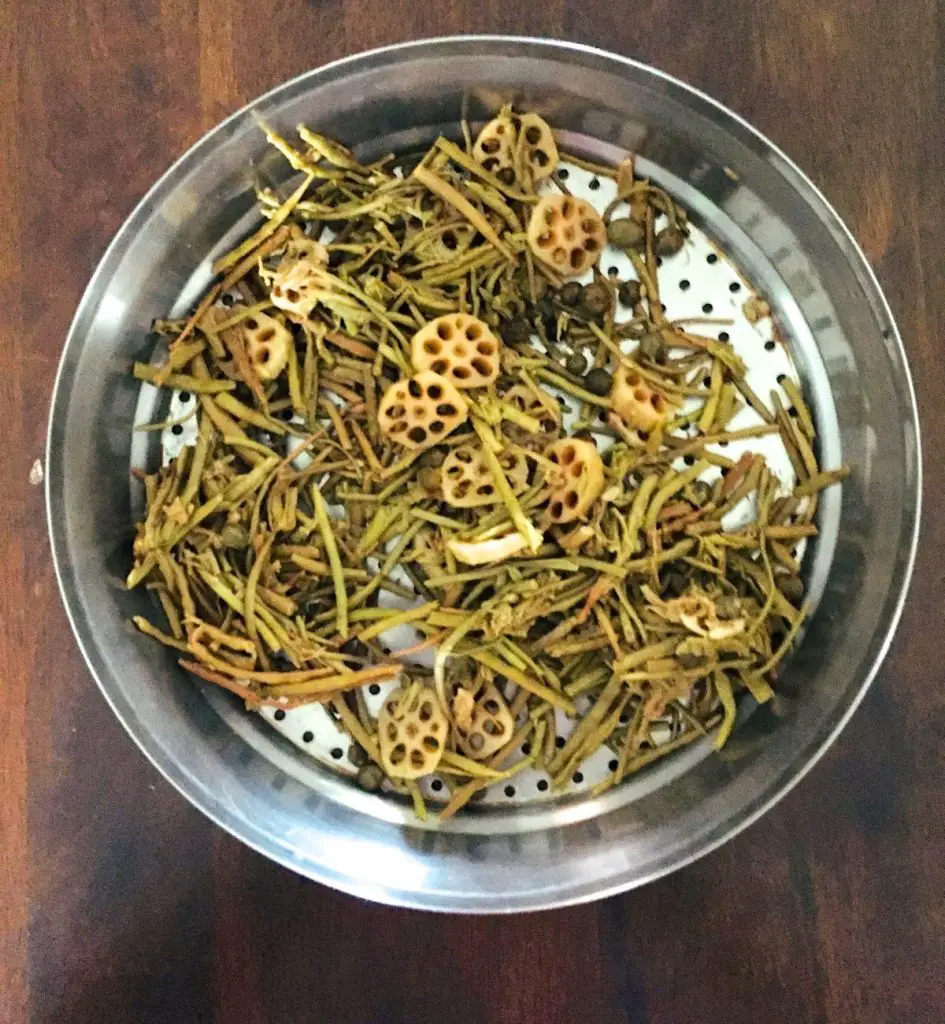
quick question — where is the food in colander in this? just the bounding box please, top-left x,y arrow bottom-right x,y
129,107 -> 848,820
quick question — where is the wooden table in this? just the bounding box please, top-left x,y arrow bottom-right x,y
1,2 -> 941,1022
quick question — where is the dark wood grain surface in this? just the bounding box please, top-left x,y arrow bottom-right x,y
1,2 -> 942,1022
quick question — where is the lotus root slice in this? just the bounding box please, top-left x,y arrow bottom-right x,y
241,312 -> 292,381
472,115 -> 516,174
378,371 -> 468,449
270,238 -> 329,319
378,686 -> 448,780
473,112 -> 558,183
502,384 -> 561,438
611,364 -> 672,432
411,314 -> 500,389
527,195 -> 606,278
545,438 -> 605,524
454,684 -> 515,760
517,113 -> 559,181
441,444 -> 529,508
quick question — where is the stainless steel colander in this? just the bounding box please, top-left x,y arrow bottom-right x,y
47,37 -> 920,912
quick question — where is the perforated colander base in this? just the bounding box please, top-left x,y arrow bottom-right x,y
154,160 -> 804,808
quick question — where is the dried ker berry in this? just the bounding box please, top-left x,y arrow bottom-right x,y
618,279 -> 642,307
501,316 -> 532,347
607,217 -> 645,250
637,331 -> 667,364
566,351 -> 588,376
655,224 -> 687,257
583,367 -> 613,396
558,281 -> 584,307
579,282 -> 610,319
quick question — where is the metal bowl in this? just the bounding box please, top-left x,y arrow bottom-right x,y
47,37 -> 921,912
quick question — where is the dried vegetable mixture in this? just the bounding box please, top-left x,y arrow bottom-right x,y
128,108 -> 847,820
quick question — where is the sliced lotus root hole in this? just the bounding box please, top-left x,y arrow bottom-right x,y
545,438 -> 605,524
441,443 -> 529,508
502,384 -> 561,437
241,312 -> 292,381
472,115 -> 516,174
411,314 -> 500,389
527,195 -> 607,278
611,363 -> 674,432
378,686 -> 448,780
378,370 -> 468,449
271,279 -> 311,313
270,236 -> 329,319
454,684 -> 515,760
416,224 -> 475,262
517,113 -> 559,181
